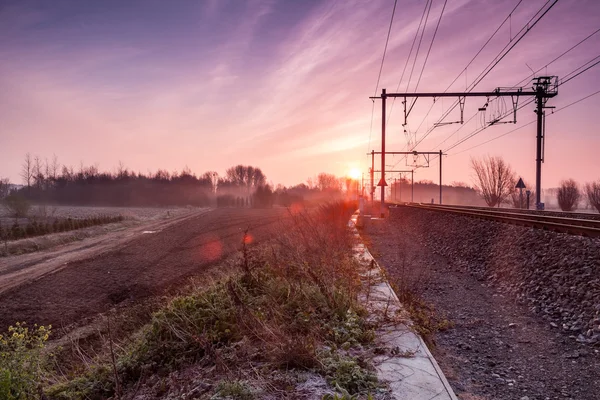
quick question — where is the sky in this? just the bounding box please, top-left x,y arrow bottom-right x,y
1,0 -> 599,189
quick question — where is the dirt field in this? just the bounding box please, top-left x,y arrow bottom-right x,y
0,207 -> 288,331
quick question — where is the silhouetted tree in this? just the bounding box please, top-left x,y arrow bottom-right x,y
585,180 -> 600,212
557,179 -> 581,211
317,173 -> 340,192
21,153 -> 33,191
0,178 -> 9,199
225,165 -> 266,194
470,155 -> 516,207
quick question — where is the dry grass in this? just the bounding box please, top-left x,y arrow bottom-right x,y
40,201 -> 383,399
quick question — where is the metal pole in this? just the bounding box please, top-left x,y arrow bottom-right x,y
361,173 -> 364,197
439,150 -> 443,205
380,89 -> 386,217
371,151 -> 374,206
535,89 -> 543,208
399,174 -> 402,203
411,171 -> 414,203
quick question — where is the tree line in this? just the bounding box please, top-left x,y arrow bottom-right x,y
0,154 -> 351,209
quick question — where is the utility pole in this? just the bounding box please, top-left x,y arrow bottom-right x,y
439,150 -> 442,205
380,89 -> 387,218
371,151 -> 444,204
370,150 -> 375,206
370,77 -> 558,211
372,169 -> 414,204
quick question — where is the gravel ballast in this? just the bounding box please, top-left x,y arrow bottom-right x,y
365,206 -> 600,400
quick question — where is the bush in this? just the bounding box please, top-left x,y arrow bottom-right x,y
585,181 -> 600,213
557,179 -> 581,211
3,194 -> 30,219
0,323 -> 51,400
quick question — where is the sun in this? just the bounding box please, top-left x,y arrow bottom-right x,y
348,168 -> 361,180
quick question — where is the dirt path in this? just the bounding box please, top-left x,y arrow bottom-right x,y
0,208 -> 287,331
365,217 -> 600,400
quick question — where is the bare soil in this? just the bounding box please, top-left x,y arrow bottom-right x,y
364,213 -> 600,400
0,207 -> 288,332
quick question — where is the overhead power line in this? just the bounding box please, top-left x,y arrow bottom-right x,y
367,0 -> 398,156
450,88 -> 600,155
410,0 -> 559,151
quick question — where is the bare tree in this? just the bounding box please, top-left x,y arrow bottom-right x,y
225,165 -> 266,194
557,179 -> 581,211
21,153 -> 33,190
33,155 -> 44,189
317,173 -> 341,191
201,171 -> 219,193
585,180 -> 600,212
470,155 -> 516,207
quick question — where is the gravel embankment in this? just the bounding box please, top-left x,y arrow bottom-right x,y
390,206 -> 600,344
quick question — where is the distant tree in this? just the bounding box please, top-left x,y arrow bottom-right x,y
450,181 -> 470,188
253,184 -> 274,208
4,193 -> 30,219
225,165 -> 266,194
557,179 -> 581,211
317,173 -> 340,191
585,180 -> 600,213
201,171 -> 219,193
21,153 -> 33,190
0,177 -> 10,199
470,155 -> 516,207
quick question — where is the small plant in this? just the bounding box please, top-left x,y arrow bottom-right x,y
319,352 -> 379,395
0,323 -> 51,400
212,380 -> 255,399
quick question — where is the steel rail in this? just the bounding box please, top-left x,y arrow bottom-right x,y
415,203 -> 600,221
400,204 -> 600,237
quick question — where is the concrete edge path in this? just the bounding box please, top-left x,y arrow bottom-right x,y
350,212 -> 458,400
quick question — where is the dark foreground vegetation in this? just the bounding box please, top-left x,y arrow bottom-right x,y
0,215 -> 124,243
0,202 -> 385,399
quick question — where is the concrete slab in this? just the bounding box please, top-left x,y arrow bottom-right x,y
350,213 -> 458,400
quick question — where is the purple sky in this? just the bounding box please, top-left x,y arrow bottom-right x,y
1,0 -> 599,189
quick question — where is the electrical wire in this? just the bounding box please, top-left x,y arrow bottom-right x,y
405,0 -> 434,93
450,88 -> 600,155
407,0 -> 449,115
367,0 -> 398,155
412,0 -> 559,150
387,0 -> 433,125
442,54 -> 600,153
398,0 -> 525,151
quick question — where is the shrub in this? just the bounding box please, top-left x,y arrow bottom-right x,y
3,194 -> 30,219
557,179 -> 581,211
585,180 -> 600,213
0,323 -> 51,400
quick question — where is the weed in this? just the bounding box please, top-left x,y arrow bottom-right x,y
44,201 -> 381,399
0,323 -> 51,400
319,351 -> 379,395
211,380 -> 256,399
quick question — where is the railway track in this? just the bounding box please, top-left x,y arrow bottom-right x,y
400,203 -> 600,237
